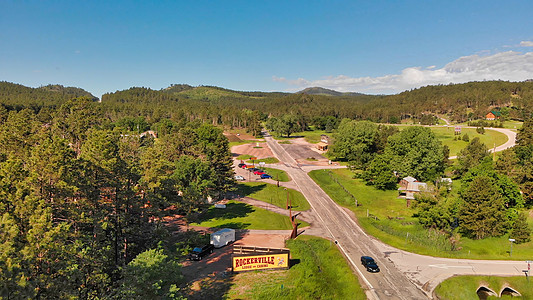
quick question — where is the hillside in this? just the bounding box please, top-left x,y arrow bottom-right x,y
298,86 -> 366,97
0,81 -> 97,110
3,80 -> 533,127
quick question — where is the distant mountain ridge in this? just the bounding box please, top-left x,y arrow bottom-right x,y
297,87 -> 365,96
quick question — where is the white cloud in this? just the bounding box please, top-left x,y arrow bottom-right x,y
274,51 -> 533,94
520,41 -> 533,47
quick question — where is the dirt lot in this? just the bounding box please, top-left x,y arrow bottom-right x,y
279,137 -> 330,166
231,142 -> 274,159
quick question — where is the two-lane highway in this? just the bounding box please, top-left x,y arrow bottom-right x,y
263,131 -> 427,299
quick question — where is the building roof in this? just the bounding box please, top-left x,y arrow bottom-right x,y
490,110 -> 502,116
398,182 -> 427,192
402,176 -> 417,183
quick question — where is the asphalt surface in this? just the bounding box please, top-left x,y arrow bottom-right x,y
261,130 -> 529,299
263,131 -> 427,300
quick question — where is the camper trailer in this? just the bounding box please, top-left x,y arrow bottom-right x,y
210,228 -> 236,248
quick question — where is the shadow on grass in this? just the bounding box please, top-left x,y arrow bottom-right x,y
196,202 -> 255,223
290,258 -> 300,268
236,183 -> 267,197
210,222 -> 251,230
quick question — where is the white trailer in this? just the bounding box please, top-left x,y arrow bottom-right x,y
210,228 -> 236,248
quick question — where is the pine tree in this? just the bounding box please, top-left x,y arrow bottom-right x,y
458,176 -> 507,239
510,212 -> 531,244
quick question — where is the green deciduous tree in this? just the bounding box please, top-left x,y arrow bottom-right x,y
383,126 -> 445,182
361,155 -> 397,190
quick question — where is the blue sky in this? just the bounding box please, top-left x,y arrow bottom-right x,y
1,1 -> 532,97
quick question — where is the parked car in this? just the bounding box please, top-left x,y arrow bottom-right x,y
238,163 -> 246,168
253,170 -> 265,175
248,167 -> 260,172
189,244 -> 215,261
260,174 -> 272,179
361,256 -> 380,273
234,175 -> 245,181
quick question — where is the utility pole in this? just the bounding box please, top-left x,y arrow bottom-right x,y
285,188 -> 289,209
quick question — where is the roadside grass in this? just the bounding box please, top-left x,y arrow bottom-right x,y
236,182 -> 310,211
391,125 -> 508,157
236,155 -> 279,164
309,168 -> 533,259
225,236 -> 366,300
191,200 -> 308,230
435,275 -> 532,299
259,167 -> 290,182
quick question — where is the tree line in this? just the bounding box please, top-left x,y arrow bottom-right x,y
0,96 -> 233,298
329,118 -> 532,244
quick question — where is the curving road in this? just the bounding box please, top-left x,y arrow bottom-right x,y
262,131 -> 528,299
448,126 -> 516,159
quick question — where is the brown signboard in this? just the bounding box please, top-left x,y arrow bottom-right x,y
232,253 -> 289,272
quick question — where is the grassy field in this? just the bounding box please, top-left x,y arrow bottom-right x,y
225,236 -> 366,300
434,275 -> 533,299
392,125 -> 508,157
191,200 -> 308,230
271,129 -> 329,144
309,168 -> 533,260
259,167 -> 290,182
236,182 -> 310,211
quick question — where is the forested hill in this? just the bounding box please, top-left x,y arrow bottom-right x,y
0,81 -> 97,110
379,81 -> 533,122
298,86 -> 366,97
2,80 -> 533,127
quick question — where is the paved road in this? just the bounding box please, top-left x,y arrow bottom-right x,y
262,131 -> 529,299
448,126 -> 516,159
263,131 -> 427,300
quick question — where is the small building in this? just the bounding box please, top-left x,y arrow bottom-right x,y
486,110 -> 502,120
140,130 -> 158,139
398,176 -> 427,207
317,135 -> 330,151
439,178 -> 453,190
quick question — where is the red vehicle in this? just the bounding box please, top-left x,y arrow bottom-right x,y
253,170 -> 265,175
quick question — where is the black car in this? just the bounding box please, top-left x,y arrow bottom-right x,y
238,163 -> 246,168
248,167 -> 260,172
361,256 -> 380,273
189,244 -> 215,261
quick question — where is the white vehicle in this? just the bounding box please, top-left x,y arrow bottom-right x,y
210,228 -> 236,248
234,175 -> 245,181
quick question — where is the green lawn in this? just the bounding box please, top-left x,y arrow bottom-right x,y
225,236 -> 366,300
191,200 -> 308,230
435,275 -> 533,299
260,167 -> 290,182
236,154 -> 279,164
391,125 -> 509,157
236,182 -> 310,211
309,168 -> 533,260
271,129 -> 329,144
